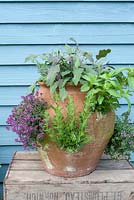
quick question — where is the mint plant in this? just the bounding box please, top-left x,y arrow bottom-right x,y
81,50 -> 134,113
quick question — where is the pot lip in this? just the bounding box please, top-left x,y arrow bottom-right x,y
38,81 -> 82,88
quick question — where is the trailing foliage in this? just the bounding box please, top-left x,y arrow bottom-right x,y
105,112 -> 134,160
6,93 -> 47,149
43,94 -> 91,153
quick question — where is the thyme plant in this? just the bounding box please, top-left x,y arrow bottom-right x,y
105,112 -> 134,160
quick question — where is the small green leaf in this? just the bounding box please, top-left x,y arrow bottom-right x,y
108,89 -> 121,98
59,87 -> 67,101
81,84 -> 90,92
50,81 -> 59,94
65,45 -> 72,54
29,81 -> 37,93
46,65 -> 60,86
61,70 -> 71,76
83,51 -> 94,63
25,54 -> 38,63
74,58 -> 80,68
82,75 -> 90,81
73,68 -> 84,85
98,96 -> 104,105
128,76 -> 134,90
96,49 -> 111,60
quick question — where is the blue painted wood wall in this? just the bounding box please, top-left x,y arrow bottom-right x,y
0,0 -> 134,198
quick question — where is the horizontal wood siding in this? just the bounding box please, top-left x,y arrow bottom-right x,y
1,45 -> 134,65
1,24 -> 134,45
0,0 -> 134,199
0,2 -> 134,23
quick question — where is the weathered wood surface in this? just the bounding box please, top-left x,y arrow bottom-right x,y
4,152 -> 134,200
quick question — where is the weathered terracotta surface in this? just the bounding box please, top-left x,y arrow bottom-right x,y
38,82 -> 115,177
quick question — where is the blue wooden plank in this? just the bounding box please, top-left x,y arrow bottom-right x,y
0,45 -> 134,65
0,184 -> 3,200
0,87 -> 30,105
0,107 -> 14,125
0,146 -> 23,164
0,126 -> 18,145
0,165 -> 8,182
0,66 -> 39,86
0,2 -> 134,23
0,24 -> 134,44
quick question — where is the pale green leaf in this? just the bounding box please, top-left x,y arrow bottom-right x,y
61,70 -> 71,77
65,45 -> 72,54
81,84 -> 90,92
128,76 -> 134,90
98,96 -> 104,105
59,87 -> 67,101
74,58 -> 80,68
73,68 -> 84,85
46,65 -> 60,85
50,81 -> 59,94
108,89 -> 121,98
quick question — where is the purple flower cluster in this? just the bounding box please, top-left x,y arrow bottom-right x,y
6,93 -> 47,149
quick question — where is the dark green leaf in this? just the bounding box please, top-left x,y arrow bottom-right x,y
96,49 -> 111,60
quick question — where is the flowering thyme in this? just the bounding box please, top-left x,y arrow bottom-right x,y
6,93 -> 47,149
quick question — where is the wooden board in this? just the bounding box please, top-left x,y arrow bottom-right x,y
1,24 -> 134,45
4,152 -> 134,200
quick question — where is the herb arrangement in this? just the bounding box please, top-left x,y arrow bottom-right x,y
6,43 -> 134,177
26,45 -> 134,114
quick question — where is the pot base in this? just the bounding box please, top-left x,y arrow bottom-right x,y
38,147 -> 97,178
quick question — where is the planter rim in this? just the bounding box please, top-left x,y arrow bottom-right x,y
38,81 -> 82,88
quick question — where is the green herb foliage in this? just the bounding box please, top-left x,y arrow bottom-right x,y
81,50 -> 134,113
25,45 -> 89,101
25,42 -> 134,114
43,93 -> 91,153
105,112 -> 134,160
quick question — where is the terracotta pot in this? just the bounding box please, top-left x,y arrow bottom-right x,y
37,82 -> 115,177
